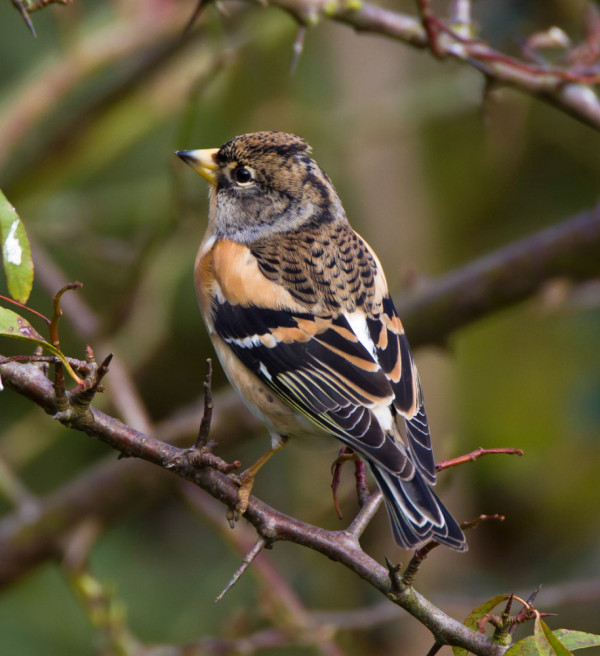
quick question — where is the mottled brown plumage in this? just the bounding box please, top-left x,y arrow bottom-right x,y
251,223 -> 383,314
176,131 -> 466,551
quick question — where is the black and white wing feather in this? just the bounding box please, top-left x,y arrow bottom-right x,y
211,292 -> 466,550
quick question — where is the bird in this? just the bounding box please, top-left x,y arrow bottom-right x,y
175,131 -> 467,551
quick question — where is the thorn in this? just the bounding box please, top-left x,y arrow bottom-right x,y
183,0 -> 208,35
214,1 -> 231,17
385,555 -> 402,593
526,585 -> 542,607
195,358 -> 214,448
215,538 -> 267,603
290,25 -> 307,74
425,643 -> 443,656
12,1 -> 37,37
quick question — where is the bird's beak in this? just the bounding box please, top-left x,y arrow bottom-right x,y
175,148 -> 220,186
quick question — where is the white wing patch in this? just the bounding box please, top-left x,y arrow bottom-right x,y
344,310 -> 394,432
344,310 -> 377,359
259,362 -> 272,380
372,403 -> 394,432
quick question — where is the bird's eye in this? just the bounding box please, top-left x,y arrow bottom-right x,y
232,167 -> 254,185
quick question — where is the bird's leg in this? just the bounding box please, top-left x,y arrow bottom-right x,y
229,436 -> 288,523
353,457 -> 370,507
330,446 -> 359,519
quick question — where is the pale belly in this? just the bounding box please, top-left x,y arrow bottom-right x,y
211,333 -> 327,447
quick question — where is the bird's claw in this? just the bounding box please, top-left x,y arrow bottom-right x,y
227,470 -> 255,526
330,447 -> 358,519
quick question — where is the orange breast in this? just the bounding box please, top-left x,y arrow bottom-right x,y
195,238 -> 314,315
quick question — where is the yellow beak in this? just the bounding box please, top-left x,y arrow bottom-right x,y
175,148 -> 220,185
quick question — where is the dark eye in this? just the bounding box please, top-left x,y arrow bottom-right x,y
232,167 -> 253,184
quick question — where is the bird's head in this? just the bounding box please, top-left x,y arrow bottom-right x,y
176,131 -> 346,243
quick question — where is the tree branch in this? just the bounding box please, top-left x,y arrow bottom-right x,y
399,204 -> 600,346
0,384 -> 262,589
2,203 -> 600,652
0,358 -> 505,654
229,0 -> 600,132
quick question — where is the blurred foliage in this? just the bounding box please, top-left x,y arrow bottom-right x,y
1,0 -> 599,654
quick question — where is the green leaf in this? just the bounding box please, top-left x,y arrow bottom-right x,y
0,306 -> 47,342
536,620 -> 574,656
0,190 -> 34,304
554,630 -> 600,651
0,307 -> 81,383
506,635 -> 547,656
452,594 -> 512,656
506,620 -> 584,656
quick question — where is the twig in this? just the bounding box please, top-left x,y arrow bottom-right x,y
30,241 -> 155,434
402,514 -> 505,586
347,491 -> 383,539
0,294 -> 50,325
184,484 -> 345,656
402,540 -> 440,587
202,0 -> 600,131
330,446 -> 356,519
436,448 -> 523,472
214,537 -> 268,603
196,359 -> 214,448
460,514 -> 505,532
415,0 -> 444,59
49,282 -> 83,348
0,357 -> 505,653
183,0 -> 210,34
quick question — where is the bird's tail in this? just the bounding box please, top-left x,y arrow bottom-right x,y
369,464 -> 467,551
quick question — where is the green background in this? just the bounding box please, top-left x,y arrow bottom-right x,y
1,0 -> 599,653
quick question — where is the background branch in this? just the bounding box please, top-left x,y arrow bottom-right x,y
236,0 -> 600,131
398,204 -> 600,346
1,204 -> 599,588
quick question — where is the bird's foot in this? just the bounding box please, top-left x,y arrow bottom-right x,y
330,447 -> 359,519
227,469 -> 255,526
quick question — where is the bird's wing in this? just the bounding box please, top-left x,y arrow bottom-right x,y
365,295 -> 436,483
250,227 -> 437,483
205,235 -> 435,482
214,299 -> 418,477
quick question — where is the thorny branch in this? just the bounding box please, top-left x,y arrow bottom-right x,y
11,0 -> 70,37
3,201 -> 599,652
10,0 -> 600,131
2,5 -> 598,654
0,356 -> 505,656
185,0 -> 600,132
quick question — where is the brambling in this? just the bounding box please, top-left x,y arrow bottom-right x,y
176,132 -> 466,551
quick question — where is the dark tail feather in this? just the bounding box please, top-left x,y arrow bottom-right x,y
369,464 -> 467,552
